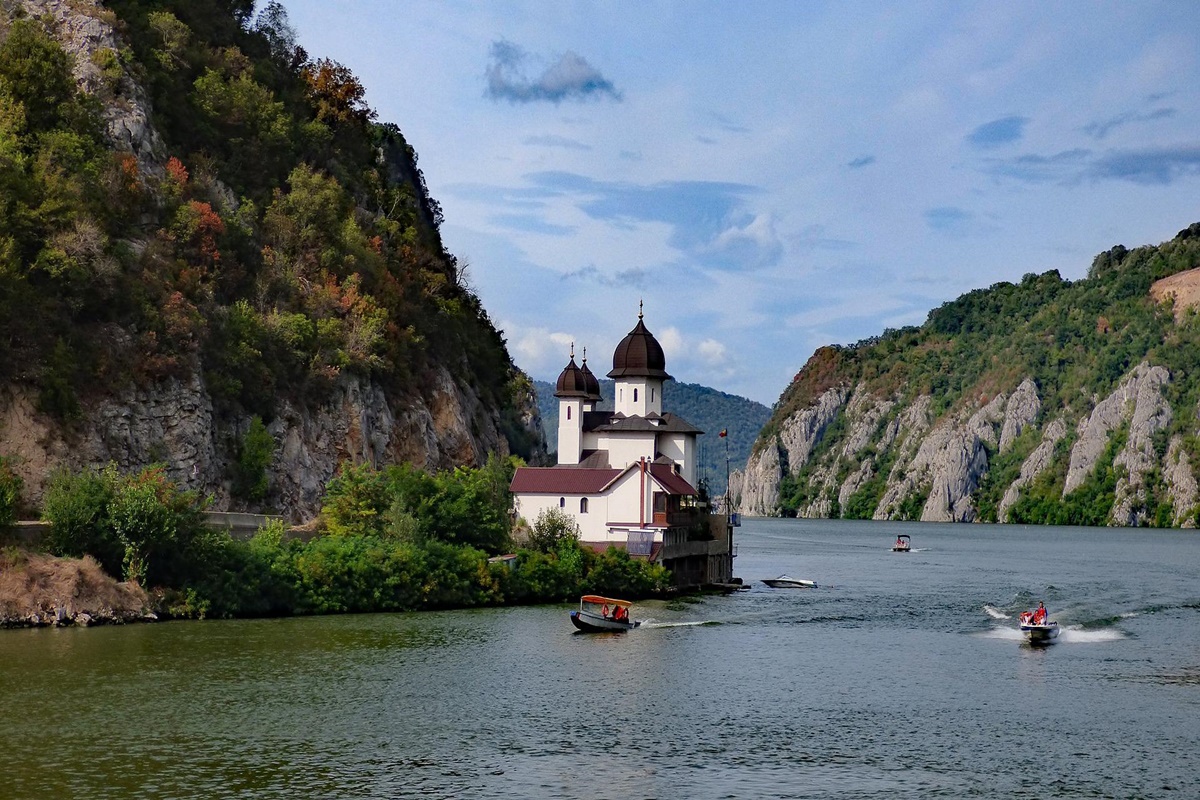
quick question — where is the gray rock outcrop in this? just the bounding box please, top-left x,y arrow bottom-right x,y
997,418 -> 1067,522
1064,363 -> 1168,497
1164,436 -> 1198,528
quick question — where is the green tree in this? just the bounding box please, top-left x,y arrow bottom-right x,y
528,507 -> 580,554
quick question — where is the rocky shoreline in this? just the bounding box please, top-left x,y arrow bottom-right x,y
0,551 -> 156,629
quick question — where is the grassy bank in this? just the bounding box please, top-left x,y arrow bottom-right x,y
1,458 -> 672,624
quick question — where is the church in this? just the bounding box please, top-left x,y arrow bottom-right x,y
510,306 -> 733,587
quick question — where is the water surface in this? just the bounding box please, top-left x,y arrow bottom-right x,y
3,518 -> 1198,798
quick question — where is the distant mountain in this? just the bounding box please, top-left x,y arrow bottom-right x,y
533,379 -> 770,498
734,223 -> 1200,527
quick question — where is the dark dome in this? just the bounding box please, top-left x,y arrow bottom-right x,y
579,357 -> 602,401
608,315 -> 671,379
554,357 -> 590,398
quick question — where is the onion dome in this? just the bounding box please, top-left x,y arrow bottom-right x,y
608,302 -> 671,379
554,344 -> 590,398
579,347 -> 603,401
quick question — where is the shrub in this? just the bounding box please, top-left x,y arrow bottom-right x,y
0,455 -> 22,531
41,465 -> 122,575
233,416 -> 274,501
528,507 -> 580,554
585,547 -> 671,598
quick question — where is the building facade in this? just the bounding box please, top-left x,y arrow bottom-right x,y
510,309 -> 733,587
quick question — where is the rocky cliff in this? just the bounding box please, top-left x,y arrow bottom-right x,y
733,225 -> 1200,528
0,1 -> 545,519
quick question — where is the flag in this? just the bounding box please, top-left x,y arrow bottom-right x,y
719,429 -> 727,438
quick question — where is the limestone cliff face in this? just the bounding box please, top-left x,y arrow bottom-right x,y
16,0 -> 165,174
0,1 -> 544,519
737,363 -> 1197,526
0,365 -> 522,520
730,385 -> 848,516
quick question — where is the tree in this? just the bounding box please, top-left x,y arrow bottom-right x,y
529,507 -> 580,554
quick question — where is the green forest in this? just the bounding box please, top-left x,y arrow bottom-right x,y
0,1 -> 535,456
763,223 -> 1200,525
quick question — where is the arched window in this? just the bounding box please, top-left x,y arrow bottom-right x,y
566,406 -> 571,420
633,388 -> 639,402
580,497 -> 589,514
559,497 -> 565,508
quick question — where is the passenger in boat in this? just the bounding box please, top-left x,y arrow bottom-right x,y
1032,602 -> 1047,624
601,603 -> 610,619
613,605 -> 626,623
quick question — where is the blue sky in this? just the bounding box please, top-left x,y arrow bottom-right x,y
283,1 -> 1200,404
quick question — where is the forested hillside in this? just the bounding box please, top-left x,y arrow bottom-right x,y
734,224 -> 1200,527
0,0 -> 541,517
534,378 -> 770,499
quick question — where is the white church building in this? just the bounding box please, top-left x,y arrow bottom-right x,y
510,308 -> 733,586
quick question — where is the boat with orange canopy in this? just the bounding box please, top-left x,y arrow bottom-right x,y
570,595 -> 640,632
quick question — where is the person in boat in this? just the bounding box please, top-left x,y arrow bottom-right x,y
1032,602 -> 1047,624
601,603 -> 610,619
613,605 -> 626,623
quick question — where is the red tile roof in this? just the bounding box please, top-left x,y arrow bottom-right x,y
648,463 -> 698,495
510,467 -> 622,494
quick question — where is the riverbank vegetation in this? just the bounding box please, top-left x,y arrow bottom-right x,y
3,458 -> 670,623
767,224 -> 1200,523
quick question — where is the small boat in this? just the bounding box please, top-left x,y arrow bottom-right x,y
762,575 -> 817,589
570,595 -> 640,632
1019,610 -> 1060,644
892,534 -> 911,552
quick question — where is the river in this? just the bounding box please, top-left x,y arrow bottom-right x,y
2,518 -> 1198,799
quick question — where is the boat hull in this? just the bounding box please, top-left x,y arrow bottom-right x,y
570,610 -> 639,633
1020,622 -> 1060,644
762,578 -> 817,589
892,546 -> 910,552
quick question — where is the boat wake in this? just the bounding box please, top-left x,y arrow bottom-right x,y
640,620 -> 717,629
983,605 -> 1010,620
1058,627 -> 1126,643
977,626 -> 1024,641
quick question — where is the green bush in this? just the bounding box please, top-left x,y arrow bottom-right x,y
584,547 -> 671,598
41,465 -> 122,575
232,415 -> 274,501
528,507 -> 580,554
0,455 -> 22,531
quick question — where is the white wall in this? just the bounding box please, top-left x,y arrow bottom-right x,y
556,398 -> 583,464
613,378 -> 663,417
514,493 -> 611,541
597,432 -> 655,470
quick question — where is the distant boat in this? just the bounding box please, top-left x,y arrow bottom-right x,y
1019,609 -> 1060,644
762,575 -> 817,589
892,534 -> 911,552
570,595 -> 640,632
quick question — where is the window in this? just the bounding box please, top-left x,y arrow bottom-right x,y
566,406 -> 571,420
651,388 -> 655,402
633,388 -> 639,402
580,498 -> 589,513
559,497 -> 565,508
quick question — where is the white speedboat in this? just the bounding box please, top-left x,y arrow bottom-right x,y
762,575 -> 817,589
1019,610 -> 1060,644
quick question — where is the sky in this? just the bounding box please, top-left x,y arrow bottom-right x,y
282,1 -> 1200,405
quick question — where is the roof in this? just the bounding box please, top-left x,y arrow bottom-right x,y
608,314 -> 671,380
510,467 -> 622,494
554,356 -> 590,398
584,412 -> 702,435
647,462 -> 698,495
581,595 -> 632,607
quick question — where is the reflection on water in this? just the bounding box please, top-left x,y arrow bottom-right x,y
2,518 -> 1199,799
